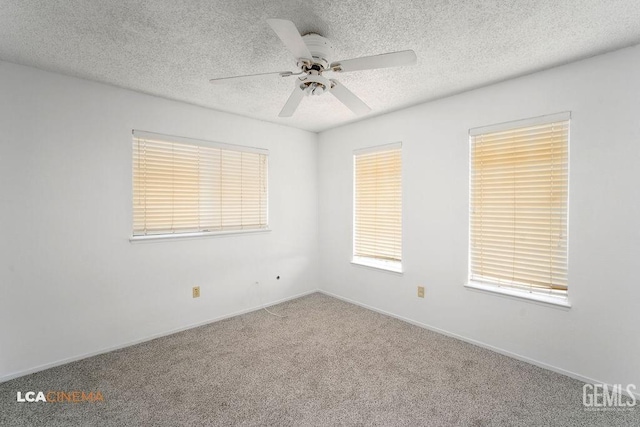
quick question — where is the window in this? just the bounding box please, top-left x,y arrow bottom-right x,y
132,131 -> 268,238
468,113 -> 569,304
353,143 -> 402,273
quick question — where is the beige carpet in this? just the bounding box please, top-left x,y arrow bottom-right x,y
0,293 -> 637,426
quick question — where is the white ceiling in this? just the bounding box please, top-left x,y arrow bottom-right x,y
2,1 -> 640,132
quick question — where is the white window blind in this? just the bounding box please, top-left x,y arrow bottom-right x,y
469,114 -> 569,296
354,143 -> 402,268
132,131 -> 268,237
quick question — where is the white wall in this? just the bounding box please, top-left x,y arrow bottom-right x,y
318,45 -> 640,388
2,44 -> 639,389
0,61 -> 319,380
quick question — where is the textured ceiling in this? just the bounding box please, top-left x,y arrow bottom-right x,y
2,1 -> 640,132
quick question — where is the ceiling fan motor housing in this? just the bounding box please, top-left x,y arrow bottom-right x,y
301,33 -> 333,70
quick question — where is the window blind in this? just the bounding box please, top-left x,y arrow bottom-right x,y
354,144 -> 402,264
132,132 -> 268,236
470,116 -> 569,295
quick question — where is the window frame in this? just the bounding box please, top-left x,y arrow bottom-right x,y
465,112 -> 571,307
130,130 -> 270,242
352,142 -> 403,274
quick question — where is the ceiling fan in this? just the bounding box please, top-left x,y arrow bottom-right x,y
209,19 -> 417,117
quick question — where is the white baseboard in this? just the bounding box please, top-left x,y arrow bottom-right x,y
318,290 -> 640,401
0,289 -> 318,384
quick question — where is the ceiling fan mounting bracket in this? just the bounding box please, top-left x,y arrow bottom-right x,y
296,59 -> 312,69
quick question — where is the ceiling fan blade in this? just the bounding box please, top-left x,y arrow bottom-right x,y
330,50 -> 417,72
267,19 -> 313,61
279,85 -> 305,117
329,80 -> 371,115
209,70 -> 295,83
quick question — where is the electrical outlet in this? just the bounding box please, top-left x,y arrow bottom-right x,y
417,286 -> 425,298
192,286 -> 200,298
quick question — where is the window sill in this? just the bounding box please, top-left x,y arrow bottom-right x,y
130,228 -> 271,243
351,257 -> 403,275
464,281 -> 571,309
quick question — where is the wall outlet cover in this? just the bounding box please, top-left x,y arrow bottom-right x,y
417,286 -> 425,298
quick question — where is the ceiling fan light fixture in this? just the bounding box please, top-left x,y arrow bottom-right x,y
299,72 -> 331,96
300,33 -> 334,69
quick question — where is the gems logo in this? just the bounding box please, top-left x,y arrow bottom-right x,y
583,384 -> 636,411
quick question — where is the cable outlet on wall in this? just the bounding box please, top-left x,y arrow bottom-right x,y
192,286 -> 200,298
417,286 -> 425,298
